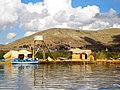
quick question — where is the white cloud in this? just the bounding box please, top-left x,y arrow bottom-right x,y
0,0 -> 120,34
109,8 -> 116,15
0,0 -> 21,30
44,0 -> 72,14
25,2 -> 45,14
82,21 -> 110,30
19,1 -> 100,31
24,31 -> 36,36
113,24 -> 120,28
6,32 -> 16,39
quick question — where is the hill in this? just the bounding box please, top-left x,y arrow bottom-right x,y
0,44 -> 5,49
3,28 -> 120,52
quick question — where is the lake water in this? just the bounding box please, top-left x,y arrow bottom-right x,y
0,63 -> 120,90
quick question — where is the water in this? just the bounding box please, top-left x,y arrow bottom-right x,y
0,64 -> 120,90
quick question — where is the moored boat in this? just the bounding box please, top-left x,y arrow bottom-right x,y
12,58 -> 38,64
11,53 -> 38,64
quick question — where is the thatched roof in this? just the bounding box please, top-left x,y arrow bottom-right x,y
3,50 -> 32,60
69,48 -> 92,55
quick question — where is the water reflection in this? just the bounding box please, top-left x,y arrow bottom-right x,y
0,64 -> 120,90
0,64 -> 5,80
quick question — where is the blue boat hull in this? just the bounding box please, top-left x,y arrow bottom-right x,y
12,58 -> 38,64
12,61 -> 38,64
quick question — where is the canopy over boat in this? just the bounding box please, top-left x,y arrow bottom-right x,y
3,50 -> 32,60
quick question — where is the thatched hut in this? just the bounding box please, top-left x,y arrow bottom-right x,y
69,48 -> 94,61
3,50 -> 32,61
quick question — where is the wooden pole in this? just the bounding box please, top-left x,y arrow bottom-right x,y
42,41 -> 56,60
42,43 -> 46,60
32,40 -> 35,59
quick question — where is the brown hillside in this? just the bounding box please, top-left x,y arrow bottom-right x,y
0,44 -> 5,49
4,28 -> 120,51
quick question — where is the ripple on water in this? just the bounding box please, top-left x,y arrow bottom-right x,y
0,64 -> 120,90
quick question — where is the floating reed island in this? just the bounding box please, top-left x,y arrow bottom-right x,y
1,45 -> 120,65
38,59 -> 120,64
1,59 -> 120,65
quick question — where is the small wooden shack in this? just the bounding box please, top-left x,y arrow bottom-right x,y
69,48 -> 94,61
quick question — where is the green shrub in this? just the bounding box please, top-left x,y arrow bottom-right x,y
94,50 -> 120,60
0,50 -> 7,59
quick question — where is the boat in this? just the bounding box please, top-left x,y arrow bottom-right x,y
11,52 -> 39,64
4,36 -> 47,64
12,58 -> 38,64
12,60 -> 38,64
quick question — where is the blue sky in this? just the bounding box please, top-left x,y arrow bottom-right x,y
21,0 -> 120,13
72,0 -> 120,13
0,0 -> 120,44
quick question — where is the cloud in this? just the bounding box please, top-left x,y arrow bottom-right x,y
113,24 -> 120,28
0,0 -> 21,30
0,0 -> 120,33
92,8 -> 120,30
81,21 -> 110,30
19,1 -> 100,30
24,31 -> 36,36
44,0 -> 72,14
6,32 -> 16,39
109,8 -> 116,15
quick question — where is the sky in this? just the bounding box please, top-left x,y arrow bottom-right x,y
0,0 -> 120,44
